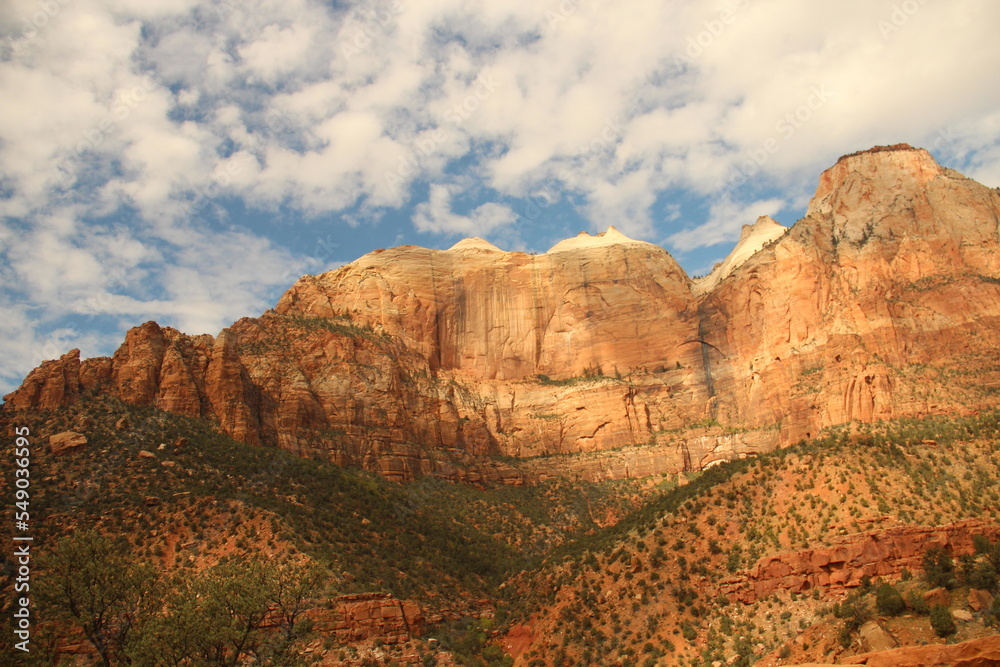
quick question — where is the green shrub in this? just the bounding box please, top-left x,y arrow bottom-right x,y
968,561 -> 999,593
905,591 -> 930,615
973,534 -> 993,554
923,547 -> 957,590
875,583 -> 905,616
929,605 -> 956,637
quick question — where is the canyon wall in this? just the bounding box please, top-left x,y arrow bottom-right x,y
7,145 -> 1000,480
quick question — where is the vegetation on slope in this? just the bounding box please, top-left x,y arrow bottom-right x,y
0,394 -> 642,664
4,397 -> 1000,665
503,411 -> 1000,666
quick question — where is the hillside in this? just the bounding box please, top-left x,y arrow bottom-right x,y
0,395 -> 646,665
3,396 -> 998,665
501,411 -> 1000,665
3,144 -> 1000,666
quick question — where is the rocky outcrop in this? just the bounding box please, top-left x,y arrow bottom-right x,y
312,593 -> 424,645
693,215 -> 787,296
274,224 -> 698,382
516,429 -> 772,482
785,633 -> 1000,666
719,519 -> 1000,604
5,146 -> 1000,481
701,144 -> 1000,442
48,431 -> 88,456
4,349 -> 111,412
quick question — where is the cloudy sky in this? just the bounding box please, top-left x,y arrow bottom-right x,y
1,0 -> 998,395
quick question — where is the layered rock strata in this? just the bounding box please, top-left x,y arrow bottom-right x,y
6,146 -> 1000,480
718,519 -> 1000,604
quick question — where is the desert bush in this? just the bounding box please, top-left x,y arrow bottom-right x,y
923,547 -> 957,590
875,583 -> 905,616
929,605 -> 956,637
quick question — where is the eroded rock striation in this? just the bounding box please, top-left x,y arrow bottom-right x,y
6,146 -> 1000,480
718,519 -> 1000,604
312,593 -> 424,645
784,632 -> 1000,666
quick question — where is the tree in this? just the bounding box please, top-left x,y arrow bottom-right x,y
922,547 -> 957,590
262,559 -> 329,664
37,531 -> 159,666
182,556 -> 276,665
929,604 -> 956,637
834,592 -> 872,647
132,554 -> 327,666
875,583 -> 905,616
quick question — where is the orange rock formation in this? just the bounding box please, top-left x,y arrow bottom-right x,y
6,145 -> 1000,480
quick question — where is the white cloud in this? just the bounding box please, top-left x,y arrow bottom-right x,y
7,0 -> 998,231
2,0 -> 1000,391
668,196 -> 786,253
413,184 -> 517,236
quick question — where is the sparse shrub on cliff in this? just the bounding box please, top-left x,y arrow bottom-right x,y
923,547 -> 957,590
834,592 -> 872,648
929,604 -> 957,637
875,583 -> 905,616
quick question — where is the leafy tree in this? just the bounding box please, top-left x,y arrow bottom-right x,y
929,604 -> 956,637
875,583 -> 905,616
130,555 -> 327,666
968,560 -> 998,593
263,559 -> 329,664
37,530 -> 160,666
922,547 -> 957,590
834,593 -> 872,647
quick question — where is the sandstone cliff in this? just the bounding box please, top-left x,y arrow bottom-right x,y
701,145 -> 1000,442
719,519 -> 1000,604
6,145 -> 1000,480
693,215 -> 787,296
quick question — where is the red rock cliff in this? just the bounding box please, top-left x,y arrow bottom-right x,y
6,146 -> 1000,480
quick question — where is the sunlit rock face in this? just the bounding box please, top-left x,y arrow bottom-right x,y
8,145 -> 1000,480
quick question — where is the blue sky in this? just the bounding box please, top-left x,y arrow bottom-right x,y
1,0 -> 999,396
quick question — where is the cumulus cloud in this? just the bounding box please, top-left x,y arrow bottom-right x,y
413,184 -> 517,235
5,0 -> 1000,231
2,0 -> 999,392
668,196 -> 786,253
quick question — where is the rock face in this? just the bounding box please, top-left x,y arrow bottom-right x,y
784,633 -> 1000,666
48,431 -> 88,456
718,519 -> 1000,604
313,593 -> 424,645
693,215 -> 787,296
701,145 -> 1000,443
5,145 -> 1000,480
